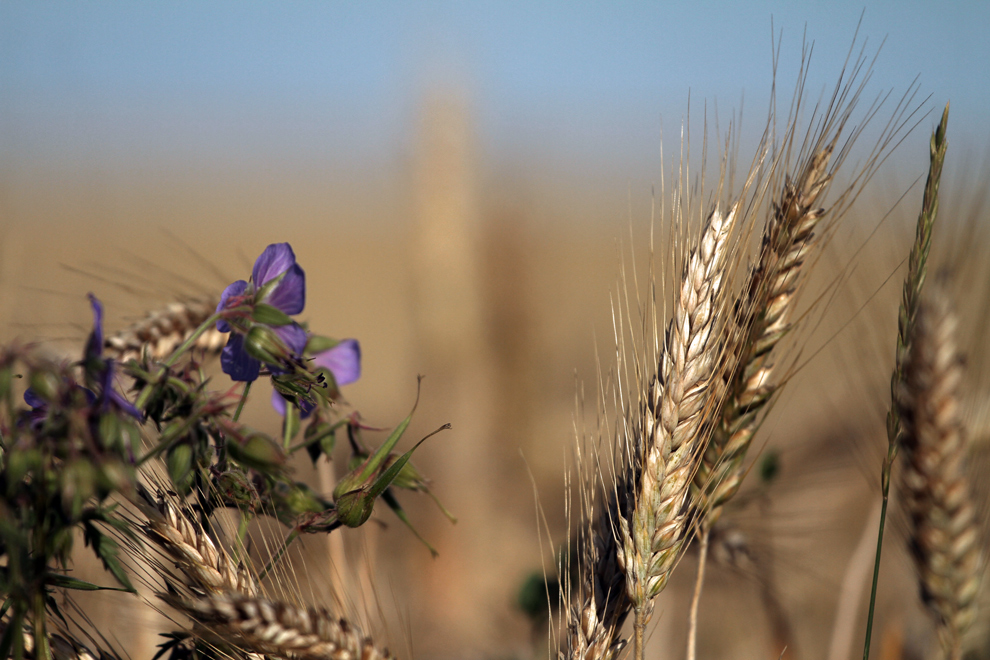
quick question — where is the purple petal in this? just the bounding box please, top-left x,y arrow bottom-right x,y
221,334 -> 261,382
314,339 -> 361,386
85,293 -> 104,360
216,280 -> 249,332
24,388 -> 46,410
265,263 -> 305,315
270,389 -> 315,420
252,243 -> 297,287
110,388 -> 143,420
274,323 -> 308,357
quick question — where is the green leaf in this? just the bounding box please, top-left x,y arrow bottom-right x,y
48,574 -> 131,592
82,523 -> 136,593
381,490 -> 438,557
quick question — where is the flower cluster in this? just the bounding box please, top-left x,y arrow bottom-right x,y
215,243 -> 361,413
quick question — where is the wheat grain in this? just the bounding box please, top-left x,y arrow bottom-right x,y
897,284 -> 981,660
167,593 -> 394,660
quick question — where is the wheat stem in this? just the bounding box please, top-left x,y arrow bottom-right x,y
686,526 -> 710,660
863,102 -> 949,660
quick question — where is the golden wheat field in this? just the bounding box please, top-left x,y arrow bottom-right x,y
2,6 -> 990,660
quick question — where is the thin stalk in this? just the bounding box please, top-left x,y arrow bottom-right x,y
862,464 -> 891,660
31,592 -> 50,660
234,510 -> 252,564
232,381 -> 251,422
634,608 -> 647,660
687,528 -> 711,660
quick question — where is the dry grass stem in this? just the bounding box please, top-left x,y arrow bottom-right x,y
168,593 -> 394,660
104,297 -> 225,364
897,285 -> 981,660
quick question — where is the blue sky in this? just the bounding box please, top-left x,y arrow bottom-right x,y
2,2 -> 987,184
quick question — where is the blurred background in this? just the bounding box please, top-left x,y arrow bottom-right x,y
2,2 -> 990,660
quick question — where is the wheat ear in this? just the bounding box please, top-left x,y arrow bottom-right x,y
564,495 -> 632,660
615,204 -> 737,656
104,297 -> 225,364
897,286 -> 981,660
145,497 -> 258,597
693,144 -> 835,526
167,593 -> 394,660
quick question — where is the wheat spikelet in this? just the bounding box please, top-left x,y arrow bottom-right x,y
615,203 -> 738,644
167,593 -> 394,660
563,495 -> 632,660
145,496 -> 258,598
104,297 -> 225,364
896,285 -> 981,660
694,144 -> 834,526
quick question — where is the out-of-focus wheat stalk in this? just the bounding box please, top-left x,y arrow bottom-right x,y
166,593 -> 394,660
104,297 -> 225,364
896,284 -> 981,660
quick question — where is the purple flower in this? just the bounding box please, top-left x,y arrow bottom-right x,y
215,243 -> 307,382
272,339 -> 361,418
84,294 -> 143,420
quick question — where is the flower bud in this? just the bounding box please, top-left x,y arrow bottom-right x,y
244,325 -> 290,366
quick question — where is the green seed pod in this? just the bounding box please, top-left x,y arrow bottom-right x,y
167,443 -> 195,495
244,325 -> 289,365
284,482 -> 324,515
335,489 -> 375,528
228,433 -> 285,471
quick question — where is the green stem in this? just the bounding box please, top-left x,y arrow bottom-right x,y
32,592 -> 50,660
257,529 -> 300,582
634,607 -> 646,660
234,510 -> 252,564
687,528 -> 710,660
232,381 -> 252,422
862,465 -> 891,660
